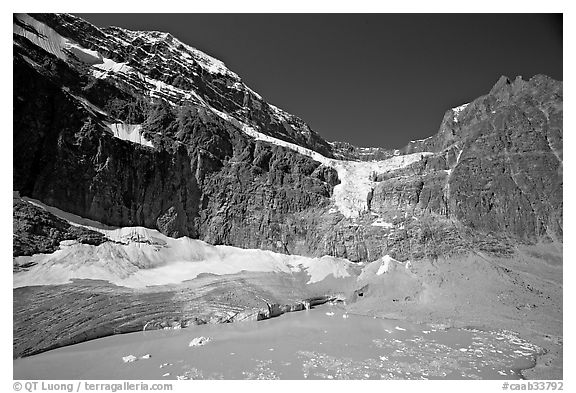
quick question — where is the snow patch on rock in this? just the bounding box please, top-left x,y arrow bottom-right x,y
15,14 -> 105,67
66,93 -> 110,118
376,258 -> 391,276
66,43 -> 103,64
452,103 -> 470,122
93,57 -> 132,78
105,123 -> 154,148
456,149 -> 464,164
375,255 -> 403,276
14,14 -> 70,60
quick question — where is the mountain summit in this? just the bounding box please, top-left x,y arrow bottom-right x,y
14,13 -> 333,155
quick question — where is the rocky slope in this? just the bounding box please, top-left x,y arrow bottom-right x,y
348,243 -> 563,379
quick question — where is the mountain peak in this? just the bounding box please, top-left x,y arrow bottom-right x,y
13,13 -> 334,157
490,75 -> 512,93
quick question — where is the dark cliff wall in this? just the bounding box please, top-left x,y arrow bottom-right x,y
14,54 -> 339,252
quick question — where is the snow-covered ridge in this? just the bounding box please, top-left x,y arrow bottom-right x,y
14,14 -> 321,152
14,14 -> 239,90
14,199 -> 354,289
15,14 -> 317,147
92,58 -> 132,78
14,14 -> 101,64
111,27 -> 238,78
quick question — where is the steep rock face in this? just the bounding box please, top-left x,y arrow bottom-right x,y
402,75 -> 562,156
14,53 -> 196,237
450,76 -> 563,242
197,143 -> 337,252
372,75 -> 563,244
14,54 -> 338,247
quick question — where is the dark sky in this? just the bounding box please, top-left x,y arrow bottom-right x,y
76,14 -> 562,148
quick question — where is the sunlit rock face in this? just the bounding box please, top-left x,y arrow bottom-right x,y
374,75 -> 563,245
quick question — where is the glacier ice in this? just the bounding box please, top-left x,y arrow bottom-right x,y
13,200 -> 355,289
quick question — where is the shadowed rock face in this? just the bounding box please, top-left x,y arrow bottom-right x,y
13,13 -> 562,262
13,197 -> 105,258
13,49 -> 338,250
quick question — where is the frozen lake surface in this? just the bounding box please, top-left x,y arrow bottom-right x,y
14,306 -> 539,380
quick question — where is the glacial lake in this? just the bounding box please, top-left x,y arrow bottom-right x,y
14,305 -> 539,380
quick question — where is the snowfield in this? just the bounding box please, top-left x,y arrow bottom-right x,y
92,58 -> 132,78
14,14 -> 73,61
14,201 -> 354,289
66,43 -> 102,65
